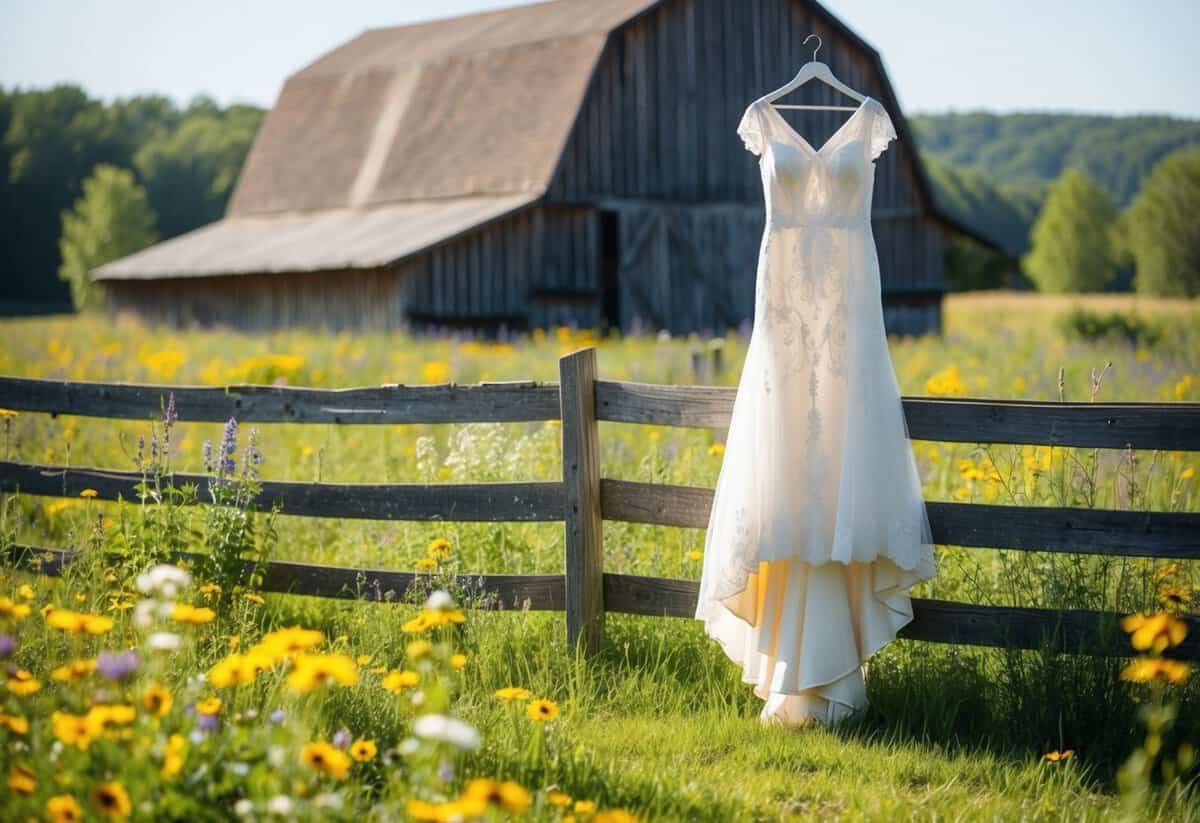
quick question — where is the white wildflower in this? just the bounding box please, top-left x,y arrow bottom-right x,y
267,796 -> 294,816
147,631 -> 183,651
135,564 -> 191,597
424,589 -> 456,610
412,714 -> 480,750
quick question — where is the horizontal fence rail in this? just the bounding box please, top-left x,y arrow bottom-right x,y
4,375 -> 1200,450
0,376 -> 562,424
0,462 -> 565,522
2,347 -> 1198,664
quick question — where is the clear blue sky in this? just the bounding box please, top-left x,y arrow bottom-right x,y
2,0 -> 1196,118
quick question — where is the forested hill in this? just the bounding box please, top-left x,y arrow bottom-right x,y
910,111 -> 1200,255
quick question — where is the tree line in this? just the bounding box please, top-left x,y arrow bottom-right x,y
0,84 -> 263,312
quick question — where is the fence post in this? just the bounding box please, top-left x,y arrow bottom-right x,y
559,346 -> 604,656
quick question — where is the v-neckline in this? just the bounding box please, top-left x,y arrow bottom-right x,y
758,96 -> 872,157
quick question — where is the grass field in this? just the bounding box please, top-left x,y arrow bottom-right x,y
0,292 -> 1198,821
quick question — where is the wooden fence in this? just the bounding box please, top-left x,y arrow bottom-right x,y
1,346 -> 1198,661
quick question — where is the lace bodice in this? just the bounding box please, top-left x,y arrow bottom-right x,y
737,96 -> 896,228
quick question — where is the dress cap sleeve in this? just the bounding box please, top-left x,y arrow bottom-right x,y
737,102 -> 764,156
868,99 -> 897,162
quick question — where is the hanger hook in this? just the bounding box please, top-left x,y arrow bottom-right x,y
802,33 -> 822,62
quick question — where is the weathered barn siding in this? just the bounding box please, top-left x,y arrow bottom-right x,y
545,0 -> 943,336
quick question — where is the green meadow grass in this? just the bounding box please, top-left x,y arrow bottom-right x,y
1,292 -> 1198,821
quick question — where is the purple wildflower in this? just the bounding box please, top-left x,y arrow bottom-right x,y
164,392 -> 178,427
437,759 -> 455,782
197,712 -> 221,733
96,649 -> 141,681
332,728 -> 352,749
202,439 -> 214,473
219,418 -> 238,475
269,708 -> 286,724
0,634 -> 15,659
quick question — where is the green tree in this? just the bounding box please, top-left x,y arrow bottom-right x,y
1118,147 -> 1200,297
58,164 -> 158,310
1021,168 -> 1119,293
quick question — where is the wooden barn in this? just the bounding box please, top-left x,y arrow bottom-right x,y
95,0 -> 993,337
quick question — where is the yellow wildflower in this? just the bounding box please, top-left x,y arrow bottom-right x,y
162,733 -> 186,779
52,711 -> 95,749
7,670 -> 41,696
300,741 -> 350,780
91,781 -> 132,819
46,609 -> 113,635
382,670 -> 420,692
80,489 -> 98,499
450,653 -> 468,670
406,640 -> 432,659
142,683 -> 173,717
51,659 -> 96,683
464,778 -> 532,813
0,596 -> 31,622
495,686 -> 532,701
415,557 -> 438,573
1043,749 -> 1074,762
575,800 -> 598,814
170,603 -> 216,625
0,714 -> 29,735
244,592 -> 266,605
286,653 -> 359,692
427,538 -> 452,559
195,696 -> 222,716
1121,612 -> 1189,654
350,739 -> 377,762
47,794 -> 84,823
1121,657 -> 1191,685
547,790 -> 573,807
7,764 -> 35,795
16,584 -> 34,600
526,698 -> 560,722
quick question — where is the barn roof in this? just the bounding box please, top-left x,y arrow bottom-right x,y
96,0 -> 998,283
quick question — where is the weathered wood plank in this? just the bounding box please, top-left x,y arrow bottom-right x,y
560,347 -> 605,655
594,380 -> 1200,450
0,461 -> 565,522
599,478 -> 1200,558
6,545 -> 564,610
600,572 -> 1200,661
0,376 -> 562,424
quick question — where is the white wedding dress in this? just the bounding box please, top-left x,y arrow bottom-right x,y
695,96 -> 937,726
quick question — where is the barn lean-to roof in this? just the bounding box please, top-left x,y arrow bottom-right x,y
96,0 -> 996,283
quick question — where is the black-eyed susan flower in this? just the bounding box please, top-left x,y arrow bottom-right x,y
195,696 -> 222,716
286,653 -> 359,692
7,764 -> 35,795
91,781 -> 131,819
1042,749 -> 1074,763
300,741 -> 351,780
7,669 -> 41,696
382,670 -> 420,692
1121,612 -> 1188,654
464,778 -> 532,813
0,714 -> 29,735
349,738 -> 377,762
142,683 -> 173,717
51,658 -> 96,683
170,603 -> 216,625
51,711 -> 94,750
526,698 -> 559,722
494,686 -> 531,702
0,596 -> 31,623
46,794 -> 84,823
46,609 -> 113,635
1158,583 -> 1194,611
1121,657 -> 1191,685
427,538 -> 452,560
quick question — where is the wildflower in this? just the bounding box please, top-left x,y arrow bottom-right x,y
427,538 -> 452,560
407,640 -> 433,659
286,653 -> 359,692
7,764 -> 35,795
267,796 -> 294,816
0,634 -> 14,658
415,557 -> 438,572
7,669 -> 41,696
356,654 -> 373,665
52,711 -> 94,749
244,592 -> 266,605
495,686 -> 532,701
526,698 -> 560,722
708,442 -> 725,456
228,635 -> 241,649
412,714 -> 480,750
450,653 -> 468,670
687,549 -> 704,561
596,810 -> 639,823
1158,583 -> 1194,611
135,564 -> 192,598
1043,750 -> 1074,762
86,704 -> 136,732
47,794 -> 84,823
350,739 -> 377,762
162,734 -> 186,779
300,741 -> 351,780
171,603 -> 216,625
1,596 -> 35,622
196,696 -> 222,716
199,583 -> 222,599
46,608 -> 114,635
51,658 -> 95,683
96,649 -> 141,681
0,714 -> 29,735
1121,612 -> 1189,653
547,790 -> 573,807
91,781 -> 132,819
209,651 -> 274,688
142,683 -> 173,717
147,631 -> 183,652
464,778 -> 532,813
16,584 -> 34,599
332,729 -> 353,749
1121,657 -> 1191,685
575,800 -> 598,814
257,626 -> 324,660
382,670 -> 420,692
80,488 -> 98,499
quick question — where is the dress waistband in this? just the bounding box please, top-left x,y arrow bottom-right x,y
767,214 -> 867,229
